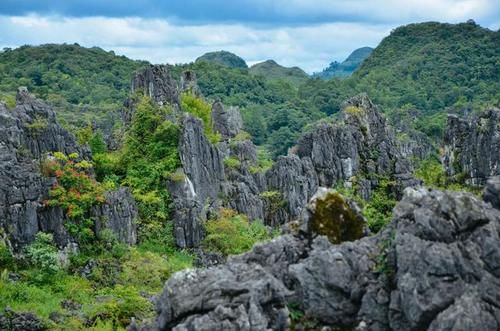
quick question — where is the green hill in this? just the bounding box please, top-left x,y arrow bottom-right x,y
0,43 -> 147,108
195,50 -> 248,69
314,47 -> 373,79
249,60 -> 309,86
352,21 -> 499,112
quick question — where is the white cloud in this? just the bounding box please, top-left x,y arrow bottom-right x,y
0,15 -> 392,72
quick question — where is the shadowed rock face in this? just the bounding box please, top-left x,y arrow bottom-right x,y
0,88 -> 137,251
443,109 -> 500,185
131,187 -> 500,331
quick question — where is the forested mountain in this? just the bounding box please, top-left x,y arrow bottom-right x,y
195,50 -> 248,68
0,43 -> 147,108
314,46 -> 373,79
249,60 -> 309,86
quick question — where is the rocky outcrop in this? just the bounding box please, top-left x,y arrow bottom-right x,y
297,94 -> 418,199
443,109 -> 500,185
0,308 -> 46,331
484,176 -> 500,209
130,65 -> 180,107
211,101 -> 243,139
133,187 -> 500,331
127,67 -> 418,248
0,88 -> 137,251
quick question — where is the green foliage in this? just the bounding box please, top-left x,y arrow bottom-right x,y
287,302 -> 304,322
249,148 -> 274,174
223,156 -> 241,169
0,93 -> 16,108
415,158 -> 447,188
267,126 -> 297,159
259,191 -> 286,212
0,44 -> 146,108
249,60 -> 309,87
203,208 -> 273,256
89,131 -> 107,155
363,179 -> 397,233
25,233 -> 61,276
180,92 -> 221,144
43,153 -> 106,244
196,50 -> 248,69
374,232 -> 395,276
25,117 -> 49,134
0,242 -> 15,270
118,96 -> 181,251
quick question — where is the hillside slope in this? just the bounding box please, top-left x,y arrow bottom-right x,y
352,21 -> 499,111
195,50 -> 248,69
314,46 -> 373,79
249,60 -> 309,86
0,43 -> 147,108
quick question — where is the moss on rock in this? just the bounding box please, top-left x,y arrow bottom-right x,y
309,191 -> 365,244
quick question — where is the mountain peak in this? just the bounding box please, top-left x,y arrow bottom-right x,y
195,50 -> 248,69
314,46 -> 373,80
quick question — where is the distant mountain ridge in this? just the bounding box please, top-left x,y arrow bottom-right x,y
249,59 -> 309,86
195,50 -> 248,69
314,47 -> 373,79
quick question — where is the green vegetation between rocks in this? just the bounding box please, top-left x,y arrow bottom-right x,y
202,208 -> 275,256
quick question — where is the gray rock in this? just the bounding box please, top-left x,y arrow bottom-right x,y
131,65 -> 180,107
483,176 -> 500,209
0,308 -> 46,331
443,109 -> 500,185
211,101 -> 243,139
265,155 -> 318,225
180,70 -> 202,97
296,94 -> 418,199
0,88 -> 137,251
92,187 -> 138,245
135,187 -> 500,331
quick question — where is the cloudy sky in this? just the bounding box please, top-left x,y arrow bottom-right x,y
1,0 -> 499,73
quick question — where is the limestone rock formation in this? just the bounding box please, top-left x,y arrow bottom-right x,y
484,176 -> 500,209
297,94 -> 418,199
132,187 -> 500,331
0,88 -> 137,251
127,66 -> 418,249
130,64 -> 180,107
211,101 -> 243,139
443,108 -> 500,185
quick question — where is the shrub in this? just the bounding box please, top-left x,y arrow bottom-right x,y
44,153 -> 106,244
0,242 -> 14,270
363,179 -> 397,233
223,156 -> 241,169
25,232 -> 61,275
25,117 -> 49,134
203,208 -> 273,256
181,92 -> 221,144
259,190 -> 286,212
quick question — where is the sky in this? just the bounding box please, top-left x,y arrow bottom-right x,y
1,0 -> 499,73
